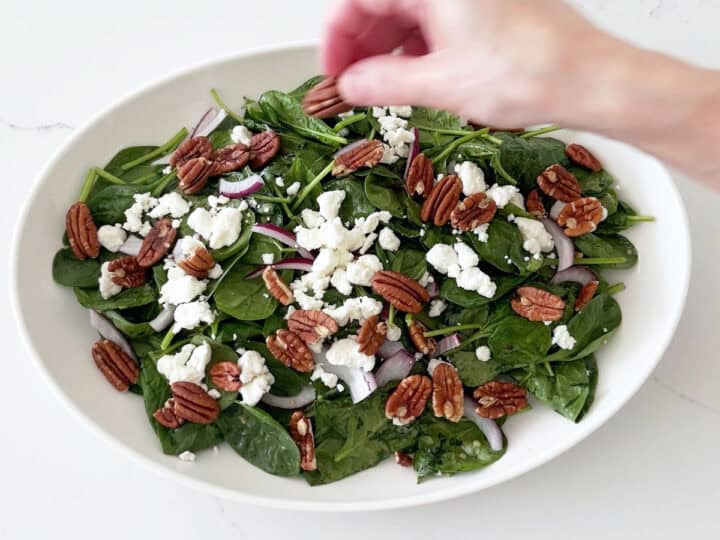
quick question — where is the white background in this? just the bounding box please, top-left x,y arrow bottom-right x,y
2,0 -> 720,538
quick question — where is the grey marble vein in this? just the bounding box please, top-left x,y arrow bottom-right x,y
651,375 -> 720,416
0,117 -> 74,131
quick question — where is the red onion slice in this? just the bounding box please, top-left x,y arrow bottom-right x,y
375,349 -> 416,387
403,127 -> 420,179
463,396 -> 503,452
245,257 -> 314,278
549,200 -> 566,220
426,280 -> 439,299
541,217 -> 574,271
251,223 -> 313,259
551,266 -> 596,286
333,139 -> 368,159
89,310 -> 136,361
219,174 -> 264,199
377,340 -> 405,359
317,360 -> 377,403
436,333 -> 461,355
118,235 -> 142,256
261,386 -> 316,409
191,108 -> 227,138
149,306 -> 176,332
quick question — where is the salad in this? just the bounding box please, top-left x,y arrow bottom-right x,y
52,75 -> 652,484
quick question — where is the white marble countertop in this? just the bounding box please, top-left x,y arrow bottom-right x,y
2,0 -> 719,538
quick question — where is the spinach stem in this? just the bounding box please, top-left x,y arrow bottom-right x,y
78,169 -> 98,202
626,215 -> 655,223
368,127 -> 376,140
387,305 -> 396,327
160,328 -> 175,350
443,329 -> 491,355
431,129 -> 490,165
417,126 -> 476,136
606,282 -> 626,295
573,256 -> 627,265
94,167 -> 126,185
424,324 -> 485,338
544,362 -> 555,376
520,125 -> 562,139
210,88 -> 244,123
150,171 -> 178,197
252,194 -> 292,203
490,153 -> 518,185
333,112 -> 366,132
130,170 -> 162,185
269,177 -> 295,219
120,128 -> 188,171
291,160 -> 335,210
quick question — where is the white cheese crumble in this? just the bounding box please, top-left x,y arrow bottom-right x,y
552,325 -> 576,350
159,266 -> 207,306
97,224 -> 127,253
286,182 -> 301,196
373,106 -> 415,164
275,176 -> 285,187
475,345 -> 491,362
317,190 -> 346,220
323,296 -> 383,327
238,350 -> 275,406
426,241 -> 496,298
514,217 -> 554,259
122,193 -> 158,233
148,192 -> 191,219
386,323 -> 402,341
172,300 -> 215,333
345,254 -> 383,286
388,105 -> 413,117
378,227 -> 400,251
429,299 -> 447,317
208,389 -> 221,399
325,337 -> 375,371
311,364 -> 338,388
230,125 -> 253,146
98,262 -> 122,299
454,161 -> 487,195
485,184 -> 523,209
427,358 -> 445,376
473,223 -> 490,243
187,206 -> 242,249
157,342 -> 211,385
261,253 -> 275,265
301,209 -> 325,228
330,268 -> 352,296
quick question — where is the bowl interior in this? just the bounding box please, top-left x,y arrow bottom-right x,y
12,44 -> 690,511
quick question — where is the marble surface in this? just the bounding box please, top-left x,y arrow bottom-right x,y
2,0 -> 719,538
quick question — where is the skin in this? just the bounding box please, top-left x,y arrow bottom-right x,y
321,0 -> 720,188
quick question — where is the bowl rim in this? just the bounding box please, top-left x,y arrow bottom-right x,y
10,40 -> 692,512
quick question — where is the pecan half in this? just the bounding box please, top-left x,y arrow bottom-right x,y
66,202 -> 100,260
450,192 -> 497,231
537,164 -> 582,202
371,271 -> 430,314
357,315 -> 387,355
209,361 -> 241,392
331,139 -> 384,177
511,286 -> 566,322
262,267 -> 294,306
212,143 -> 250,175
178,245 -> 215,279
526,189 -> 546,217
153,399 -> 185,429
420,174 -> 463,226
405,153 -> 434,197
287,310 -> 339,345
565,143 -> 602,172
178,156 -> 214,194
408,319 -> 436,356
431,362 -> 463,422
249,131 -> 281,170
91,339 -> 139,392
171,382 -> 220,424
556,197 -> 604,237
385,374 -> 432,425
107,256 -> 147,288
170,136 -> 213,168
575,280 -> 599,311
302,76 -> 353,119
289,411 -> 317,471
473,381 -> 528,419
266,329 -> 314,372
137,218 -> 177,268
394,451 -> 413,467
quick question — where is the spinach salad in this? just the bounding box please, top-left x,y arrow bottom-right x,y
53,75 -> 652,484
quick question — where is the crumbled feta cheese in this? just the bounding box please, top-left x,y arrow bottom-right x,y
372,106 -> 387,118
286,182 -> 301,196
379,143 -> 399,165
178,235 -> 205,256
388,105 -> 413,118
187,206 -> 242,249
325,337 -> 375,371
454,241 -> 479,269
427,358 -> 444,375
207,195 -> 229,211
97,224 -> 127,253
515,217 -> 554,259
429,299 -> 447,317
98,262 -> 122,299
159,272 -> 207,306
178,451 -> 196,462
427,244 -> 460,275
238,350 -> 275,406
148,192 -> 191,219
162,165 -> 173,175
172,300 -> 215,333
312,248 -> 353,277
475,345 -> 491,362
358,232 -> 377,254
261,253 -> 274,265
473,223 -> 490,243
454,161 -> 487,195
378,227 -> 400,251
301,209 -> 325,228
345,254 -> 382,286
386,323 -> 402,341
122,193 -> 158,233
275,176 -> 285,187
552,325 -> 576,350
230,125 -> 253,146
323,296 -> 383,326
485,184 -> 521,209
171,219 -> 181,228
157,342 -> 211,384
317,190 -> 346,220
138,221 -> 152,237
418,272 -> 432,287
208,389 -> 221,399
455,267 -> 497,298
311,364 -> 338,388
358,211 -> 392,235
330,268 -> 353,296
376,110 -> 416,162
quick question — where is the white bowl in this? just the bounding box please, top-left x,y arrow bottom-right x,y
11,43 -> 690,511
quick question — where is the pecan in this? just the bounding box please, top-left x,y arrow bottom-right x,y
537,164 -> 582,202
556,197 -> 604,237
394,451 -> 413,467
566,143 -> 602,172
209,361 -> 241,392
431,362 -> 463,422
371,271 -> 429,314
405,153 -> 434,197
450,192 -> 497,231
289,411 -> 317,471
473,381 -> 528,419
302,76 -> 353,119
211,143 -> 250,175
178,156 -> 214,194
171,382 -> 220,424
511,286 -> 565,322
287,310 -> 339,345
153,399 -> 185,429
331,139 -> 384,177
65,202 -> 100,260
91,339 -> 139,392
107,256 -> 147,288
262,267 -> 294,306
575,280 -> 599,311
178,245 -> 215,279
136,218 -> 177,268
420,174 -> 462,226
526,189 -> 546,217
170,136 -> 213,168
357,315 -> 387,355
408,319 -> 436,356
266,329 -> 314,372
249,130 -> 281,170
385,374 -> 432,425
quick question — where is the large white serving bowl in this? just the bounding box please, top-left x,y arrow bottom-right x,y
11,43 -> 690,511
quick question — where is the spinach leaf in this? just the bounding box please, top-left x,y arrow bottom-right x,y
469,220 -> 526,274
421,227 -> 455,249
488,316 -> 552,366
214,264 -> 278,321
571,166 -> 614,195
409,107 -> 463,147
217,403 -> 300,476
390,249 -> 427,280
324,177 -> 376,220
494,134 -> 568,190
288,75 -> 325,101
52,248 -> 100,287
440,273 -> 527,308
574,233 -> 638,269
215,320 -> 264,343
74,284 -> 157,310
86,184 -> 148,225
240,235 -> 282,265
103,146 -> 163,183
451,351 -> 501,386
364,174 -> 405,217
103,310 -> 155,338
597,200 -> 645,235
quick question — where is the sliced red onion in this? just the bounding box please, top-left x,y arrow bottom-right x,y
551,266 -> 596,286
191,108 -> 227,138
89,310 -> 136,361
403,127 -> 420,179
377,340 -> 405,359
149,306 -> 176,332
375,349 -> 416,387
219,174 -> 264,199
436,333 -> 461,355
251,223 -> 313,259
426,280 -> 439,299
541,217 -> 574,272
261,386 -> 316,409
245,257 -> 314,279
549,200 -> 566,220
118,235 -> 142,256
464,396 -> 503,452
318,360 -> 377,403
333,139 -> 368,159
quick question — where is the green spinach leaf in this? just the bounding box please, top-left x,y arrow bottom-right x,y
215,264 -> 278,321
74,284 -> 157,310
52,248 -> 100,287
574,233 -> 638,269
390,249 -> 427,280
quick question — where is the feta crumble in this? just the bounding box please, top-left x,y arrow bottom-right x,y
230,125 -> 253,146
454,161 -> 487,195
475,345 -> 491,362
552,325 -> 576,350
261,253 -> 275,265
157,342 -> 211,385
238,350 -> 275,406
429,299 -> 447,317
97,224 -> 127,253
378,227 -> 400,251
98,262 -> 122,299
325,337 -> 375,371
148,192 -> 191,219
286,182 -> 301,196
172,300 -> 215,333
187,206 -> 242,249
515,217 -> 554,259
311,364 -> 339,388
